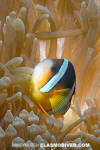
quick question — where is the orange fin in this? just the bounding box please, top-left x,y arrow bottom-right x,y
39,104 -> 50,117
54,114 -> 64,120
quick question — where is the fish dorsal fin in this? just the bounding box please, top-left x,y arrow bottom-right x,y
40,59 -> 68,93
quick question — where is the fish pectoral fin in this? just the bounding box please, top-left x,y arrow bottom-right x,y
49,89 -> 71,114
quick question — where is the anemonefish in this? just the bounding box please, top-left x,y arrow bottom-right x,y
30,59 -> 76,118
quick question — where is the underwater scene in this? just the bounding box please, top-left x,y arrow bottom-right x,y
0,0 -> 100,149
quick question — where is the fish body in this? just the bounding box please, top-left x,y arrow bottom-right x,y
31,59 -> 76,116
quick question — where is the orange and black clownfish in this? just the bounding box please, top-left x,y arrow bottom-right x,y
31,59 -> 76,118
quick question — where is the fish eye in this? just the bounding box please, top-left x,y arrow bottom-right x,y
51,66 -> 58,73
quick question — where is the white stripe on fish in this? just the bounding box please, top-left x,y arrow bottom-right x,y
40,59 -> 69,93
